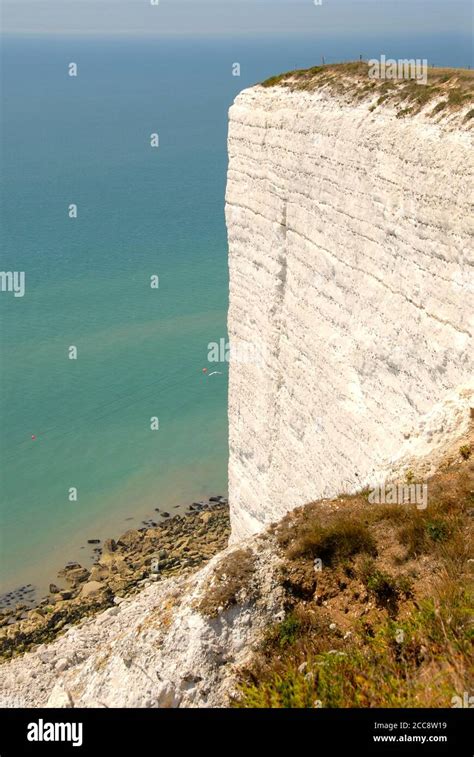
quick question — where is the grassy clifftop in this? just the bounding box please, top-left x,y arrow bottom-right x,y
261,61 -> 474,121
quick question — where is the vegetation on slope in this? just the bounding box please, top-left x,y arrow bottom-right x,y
261,61 -> 474,120
233,440 -> 473,708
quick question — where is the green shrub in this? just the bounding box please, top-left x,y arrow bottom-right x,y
285,517 -> 377,565
426,519 -> 450,543
460,444 -> 471,460
275,614 -> 302,648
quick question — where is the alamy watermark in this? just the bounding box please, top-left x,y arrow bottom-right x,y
368,481 -> 428,510
451,691 -> 473,708
0,271 -> 25,297
368,55 -> 428,85
27,719 -> 83,747
207,337 -> 266,366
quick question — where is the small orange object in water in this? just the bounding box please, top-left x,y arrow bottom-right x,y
202,367 -> 208,373
31,434 -> 36,440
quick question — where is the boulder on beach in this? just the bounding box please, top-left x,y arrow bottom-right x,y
57,565 -> 90,588
80,581 -> 105,599
117,529 -> 144,551
102,538 -> 116,553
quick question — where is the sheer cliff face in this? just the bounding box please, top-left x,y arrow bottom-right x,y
225,84 -> 473,540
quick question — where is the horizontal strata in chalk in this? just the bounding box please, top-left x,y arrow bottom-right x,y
225,82 -> 473,540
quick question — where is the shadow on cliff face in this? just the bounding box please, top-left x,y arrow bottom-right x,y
232,434 -> 473,708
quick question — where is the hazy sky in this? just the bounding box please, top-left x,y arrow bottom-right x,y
2,0 -> 472,37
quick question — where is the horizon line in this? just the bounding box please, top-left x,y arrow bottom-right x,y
2,29 -> 473,39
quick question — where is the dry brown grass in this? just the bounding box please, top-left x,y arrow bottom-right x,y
278,513 -> 377,565
260,61 -> 474,119
234,452 -> 474,708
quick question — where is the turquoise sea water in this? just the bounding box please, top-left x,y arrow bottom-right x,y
1,33 -> 472,596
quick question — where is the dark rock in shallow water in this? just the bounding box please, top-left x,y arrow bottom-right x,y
49,584 -> 61,595
87,539 -> 101,544
209,496 -> 221,502
161,512 -> 170,518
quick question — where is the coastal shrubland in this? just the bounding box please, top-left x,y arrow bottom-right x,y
233,446 -> 473,708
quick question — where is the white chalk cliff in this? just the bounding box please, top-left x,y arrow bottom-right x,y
226,80 -> 473,540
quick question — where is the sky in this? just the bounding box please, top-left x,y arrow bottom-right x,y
1,0 -> 473,37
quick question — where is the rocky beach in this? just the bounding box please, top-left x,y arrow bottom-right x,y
0,496 -> 230,660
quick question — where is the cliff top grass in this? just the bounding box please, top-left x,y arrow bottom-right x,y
261,61 -> 474,121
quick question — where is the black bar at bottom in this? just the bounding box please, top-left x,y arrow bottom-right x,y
0,707 -> 472,755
